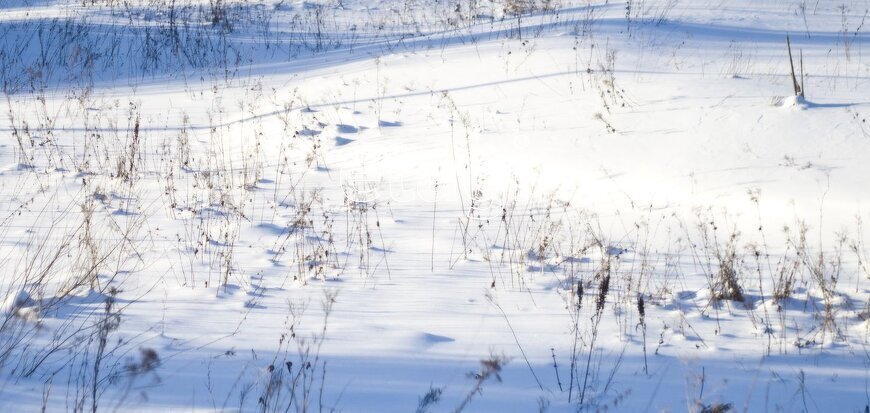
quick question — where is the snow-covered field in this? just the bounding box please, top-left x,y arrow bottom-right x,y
0,0 -> 869,411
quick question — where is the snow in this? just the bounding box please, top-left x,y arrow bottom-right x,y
0,0 -> 868,411
0,289 -> 34,314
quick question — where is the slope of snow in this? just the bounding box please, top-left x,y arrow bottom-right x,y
0,0 -> 868,411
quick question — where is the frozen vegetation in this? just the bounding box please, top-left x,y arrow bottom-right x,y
0,0 -> 869,411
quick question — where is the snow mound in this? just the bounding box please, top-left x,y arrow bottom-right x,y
0,290 -> 34,314
771,94 -> 809,109
1,290 -> 39,321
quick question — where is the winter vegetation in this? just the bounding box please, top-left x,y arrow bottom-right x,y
0,0 -> 869,411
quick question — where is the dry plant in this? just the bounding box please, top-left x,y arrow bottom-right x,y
452,353 -> 509,413
250,291 -> 336,413
790,221 -> 847,346
575,251 -> 612,405
693,216 -> 745,304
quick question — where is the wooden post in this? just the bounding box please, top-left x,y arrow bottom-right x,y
786,35 -> 803,97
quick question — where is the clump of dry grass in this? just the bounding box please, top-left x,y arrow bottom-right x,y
713,232 -> 745,303
693,217 -> 746,303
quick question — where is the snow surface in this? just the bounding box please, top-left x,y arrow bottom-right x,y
0,0 -> 869,411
